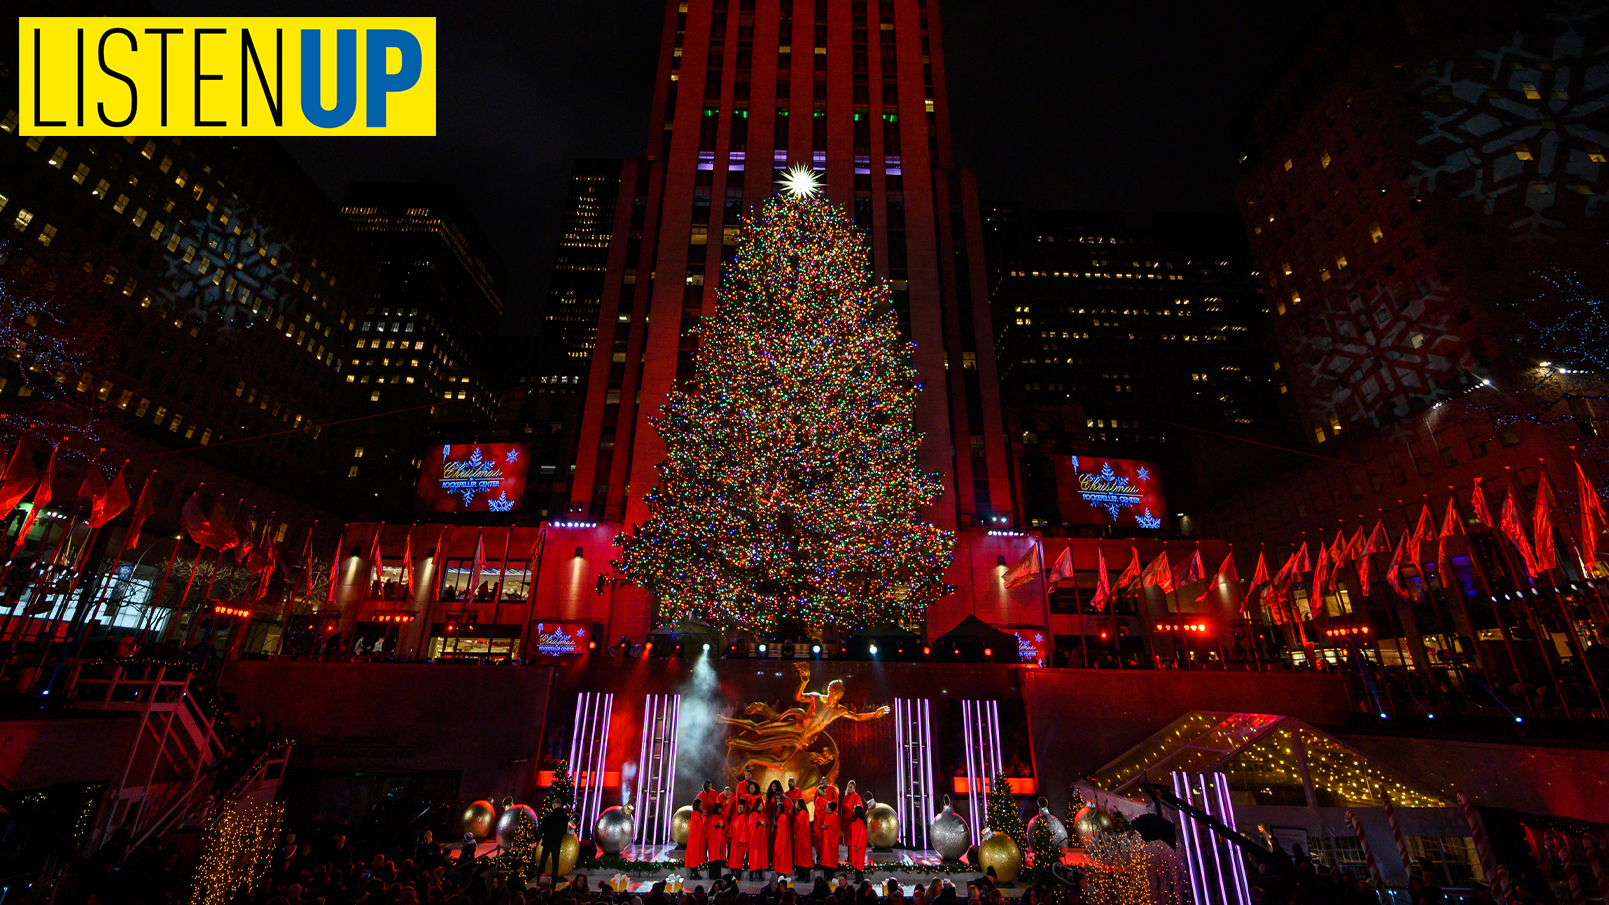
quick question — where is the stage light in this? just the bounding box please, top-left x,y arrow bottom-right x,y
812,644 -> 822,654
869,644 -> 878,655
984,648 -> 992,658
644,642 -> 653,654
758,643 -> 767,653
922,646 -> 931,656
588,641 -> 597,651
703,643 -> 711,652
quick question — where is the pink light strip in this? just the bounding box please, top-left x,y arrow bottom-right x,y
633,694 -> 653,842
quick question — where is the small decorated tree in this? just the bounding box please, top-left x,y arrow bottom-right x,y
986,777 -> 1028,857
544,759 -> 576,818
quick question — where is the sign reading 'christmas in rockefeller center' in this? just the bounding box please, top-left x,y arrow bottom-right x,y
416,443 -> 529,513
1054,456 -> 1167,530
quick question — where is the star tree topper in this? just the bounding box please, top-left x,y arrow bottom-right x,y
778,163 -> 823,198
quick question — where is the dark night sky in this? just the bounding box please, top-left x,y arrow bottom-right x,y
162,0 -> 1324,336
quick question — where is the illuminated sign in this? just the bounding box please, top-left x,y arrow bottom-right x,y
21,18 -> 436,136
1054,456 -> 1167,530
1008,628 -> 1049,667
416,443 -> 529,513
528,622 -> 591,657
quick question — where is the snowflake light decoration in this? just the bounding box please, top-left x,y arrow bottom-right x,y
488,491 -> 515,512
1136,508 -> 1163,530
506,448 -> 520,463
1136,466 -> 1150,482
159,206 -> 295,332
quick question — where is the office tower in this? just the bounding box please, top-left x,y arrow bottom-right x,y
543,159 -> 624,382
338,183 -> 507,513
986,208 -> 1283,527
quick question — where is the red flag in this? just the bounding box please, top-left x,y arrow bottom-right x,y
1386,530 -> 1408,596
181,491 -> 239,550
1577,461 -> 1605,569
1090,545 -> 1113,612
1470,477 -> 1494,528
120,474 -> 156,555
11,443 -> 59,559
0,440 -> 38,520
1003,545 -> 1042,590
1437,499 -> 1464,590
1309,543 -> 1331,615
1501,485 -> 1539,577
402,526 -> 416,598
1199,550 -> 1240,605
1139,551 -> 1175,592
1174,549 -> 1205,588
1245,550 -> 1271,604
86,463 -> 130,529
1406,505 -> 1435,566
369,523 -> 386,585
1115,546 -> 1142,589
1292,542 -> 1312,574
468,530 -> 487,595
1047,546 -> 1075,584
1346,526 -> 1366,563
327,526 -> 346,603
77,463 -> 107,513
1533,470 -> 1559,573
298,524 -> 318,601
1365,520 -> 1388,556
232,506 -> 256,563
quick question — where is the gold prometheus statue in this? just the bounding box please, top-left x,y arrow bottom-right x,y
719,661 -> 890,797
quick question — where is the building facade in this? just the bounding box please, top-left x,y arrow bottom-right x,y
337,183 -> 507,515
565,0 -> 1017,634
542,159 -> 623,382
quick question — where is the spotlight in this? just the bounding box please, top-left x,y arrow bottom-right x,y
922,646 -> 931,657
703,643 -> 711,652
869,644 -> 878,656
644,642 -> 653,653
984,648 -> 993,658
1427,713 -> 1436,720
758,643 -> 768,653
1515,716 -> 1525,724
1379,712 -> 1389,719
812,644 -> 822,654
588,641 -> 597,651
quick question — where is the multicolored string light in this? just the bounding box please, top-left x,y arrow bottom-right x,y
617,192 -> 953,633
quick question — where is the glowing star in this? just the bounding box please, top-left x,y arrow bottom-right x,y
506,448 -> 520,463
1136,466 -> 1150,482
778,164 -> 823,198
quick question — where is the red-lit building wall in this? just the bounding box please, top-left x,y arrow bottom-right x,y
566,0 -> 1015,637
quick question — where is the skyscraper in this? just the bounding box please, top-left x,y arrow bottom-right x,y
543,159 -> 623,381
568,0 -> 1016,632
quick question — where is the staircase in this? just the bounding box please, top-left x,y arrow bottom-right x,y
67,662 -> 292,851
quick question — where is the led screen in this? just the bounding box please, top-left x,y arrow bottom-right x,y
1054,455 -> 1167,529
416,443 -> 530,513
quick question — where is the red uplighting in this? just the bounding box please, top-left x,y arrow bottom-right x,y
984,647 -> 993,657
644,642 -> 653,652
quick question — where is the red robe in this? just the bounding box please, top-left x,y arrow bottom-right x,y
747,811 -> 769,870
815,787 -> 839,856
792,807 -> 813,868
697,789 -> 722,814
772,810 -> 792,874
686,811 -> 707,869
730,810 -> 750,867
841,791 -> 863,816
785,786 -> 804,809
848,816 -> 867,871
707,814 -> 728,865
819,809 -> 841,869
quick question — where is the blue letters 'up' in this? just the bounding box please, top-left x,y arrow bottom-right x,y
301,29 -> 357,128
366,30 -> 422,127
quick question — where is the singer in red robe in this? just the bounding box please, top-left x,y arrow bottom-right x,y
819,800 -> 841,871
707,809 -> 728,875
747,806 -> 770,876
840,780 -> 863,818
729,800 -> 750,873
791,798 -> 813,880
772,799 -> 793,876
848,805 -> 868,875
686,800 -> 707,877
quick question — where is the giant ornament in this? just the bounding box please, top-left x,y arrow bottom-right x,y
1027,796 -> 1069,857
930,795 -> 970,861
866,803 -> 899,850
534,832 -> 580,877
594,806 -> 635,856
462,800 -> 497,839
671,805 -> 693,846
496,804 -> 538,850
978,830 -> 1023,883
1073,806 -> 1114,846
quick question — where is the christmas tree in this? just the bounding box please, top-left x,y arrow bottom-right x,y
986,776 -> 1028,857
617,168 -> 953,633
543,759 -> 576,818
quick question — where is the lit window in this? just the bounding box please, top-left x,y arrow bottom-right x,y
1410,332 -> 1425,349
1590,146 -> 1607,164
348,465 -> 360,478
370,390 -> 381,402
1335,254 -> 1347,269
1320,152 -> 1331,168
12,209 -> 33,230
113,194 -> 130,214
1369,223 -> 1383,243
1514,144 -> 1533,161
72,163 -> 90,184
1290,290 -> 1301,305
1281,262 -> 1292,276
1283,159 -> 1293,171
353,447 -> 364,458
92,178 -> 110,197
47,147 -> 68,167
1522,84 -> 1541,100
141,140 -> 157,159
37,224 -> 56,246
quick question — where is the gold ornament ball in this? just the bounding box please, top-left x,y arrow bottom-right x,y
1073,806 -> 1114,846
866,803 -> 899,849
978,832 -> 1022,883
534,832 -> 580,877
671,805 -> 693,846
462,800 -> 497,839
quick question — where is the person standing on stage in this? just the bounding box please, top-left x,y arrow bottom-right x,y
748,797 -> 771,879
819,800 -> 842,878
792,796 -> 813,882
840,781 -> 863,818
698,780 -> 722,814
785,776 -> 804,808
772,791 -> 793,879
848,805 -> 868,882
707,801 -> 729,878
687,798 -> 708,879
730,799 -> 751,877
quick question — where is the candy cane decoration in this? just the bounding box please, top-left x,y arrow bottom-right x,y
1378,787 -> 1414,879
1346,810 -> 1386,892
1548,830 -> 1586,905
1458,793 -> 1501,896
1494,866 -> 1519,905
1582,832 -> 1609,901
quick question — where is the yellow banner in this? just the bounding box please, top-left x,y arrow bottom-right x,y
20,17 -> 436,136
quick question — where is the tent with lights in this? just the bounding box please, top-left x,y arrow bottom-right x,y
1085,712 -> 1479,888
931,614 -> 1022,662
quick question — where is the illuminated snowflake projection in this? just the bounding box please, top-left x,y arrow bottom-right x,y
1135,508 -> 1163,530
1291,273 -> 1475,429
1136,466 -> 1150,482
487,492 -> 515,512
159,207 -> 296,331
505,448 -> 520,463
1410,3 -> 1609,242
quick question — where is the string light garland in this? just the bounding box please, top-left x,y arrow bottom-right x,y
190,801 -> 283,905
616,192 -> 953,633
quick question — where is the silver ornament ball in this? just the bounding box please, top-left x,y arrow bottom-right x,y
929,796 -> 971,861
1028,799 -> 1069,855
594,805 -> 636,855
495,804 -> 538,850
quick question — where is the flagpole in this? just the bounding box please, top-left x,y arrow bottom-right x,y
136,532 -> 184,647
275,522 -> 316,657
1536,459 -> 1607,715
416,525 -> 450,660
1496,468 -> 1572,719
186,499 -> 245,649
1082,542 -> 1095,668
0,506 -> 75,677
494,526 -> 515,631
1559,448 -> 1609,633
